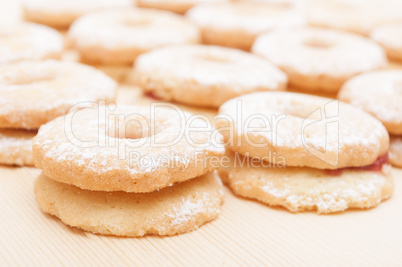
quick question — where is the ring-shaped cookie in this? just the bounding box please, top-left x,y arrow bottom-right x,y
371,22 -> 402,61
33,105 -> 225,192
0,22 -> 63,65
252,27 -> 387,92
216,92 -> 389,169
133,45 -> 287,108
0,60 -> 116,129
339,70 -> 402,135
68,8 -> 200,65
186,2 -> 305,50
23,0 -> 133,28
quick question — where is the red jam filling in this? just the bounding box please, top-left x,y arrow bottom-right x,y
325,154 -> 389,176
144,91 -> 161,101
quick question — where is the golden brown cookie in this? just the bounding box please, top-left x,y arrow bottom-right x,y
0,129 -> 36,166
132,45 -> 287,108
137,0 -> 229,14
339,70 -> 402,135
33,105 -> 225,192
218,152 -> 393,214
23,0 -> 133,29
307,0 -> 402,36
68,8 -> 200,65
35,172 -> 224,237
0,60 -> 116,129
0,22 -> 63,65
216,92 -> 389,169
252,27 -> 387,92
390,135 -> 402,167
186,2 -> 305,50
371,22 -> 402,61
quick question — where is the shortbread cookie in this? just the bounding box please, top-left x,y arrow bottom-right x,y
137,0 -> 228,14
0,22 -> 63,65
216,92 -> 389,169
252,28 -> 387,92
390,136 -> 402,167
371,22 -> 402,61
68,8 -> 200,65
23,0 -> 133,29
33,105 -> 225,192
186,2 -> 305,50
307,0 -> 402,36
0,60 -> 116,129
133,45 -> 287,108
0,129 -> 36,166
339,70 -> 402,135
35,172 -> 224,236
218,152 -> 393,214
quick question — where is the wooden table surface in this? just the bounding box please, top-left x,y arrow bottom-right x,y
1,1 -> 402,266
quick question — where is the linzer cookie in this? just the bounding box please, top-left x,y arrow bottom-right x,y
217,92 -> 393,213
339,70 -> 402,167
33,105 -> 225,236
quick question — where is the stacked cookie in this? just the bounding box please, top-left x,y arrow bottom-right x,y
0,60 -> 116,166
33,105 -> 225,236
339,70 -> 402,167
217,92 -> 393,214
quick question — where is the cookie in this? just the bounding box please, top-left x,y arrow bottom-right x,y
339,70 -> 402,135
68,8 -> 200,65
23,0 -> 133,29
371,22 -> 402,61
35,172 -> 224,237
132,45 -> 287,108
0,22 -> 63,65
252,27 -> 387,92
186,2 -> 305,50
0,129 -> 36,166
307,0 -> 402,36
0,60 -> 116,129
218,152 -> 393,214
33,105 -> 225,192
390,135 -> 402,167
137,0 -> 228,14
216,92 -> 389,169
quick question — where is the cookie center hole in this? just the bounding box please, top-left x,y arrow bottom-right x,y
198,54 -> 231,63
108,115 -> 159,140
9,75 -> 53,85
123,17 -> 152,27
303,38 -> 333,49
234,3 -> 289,15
